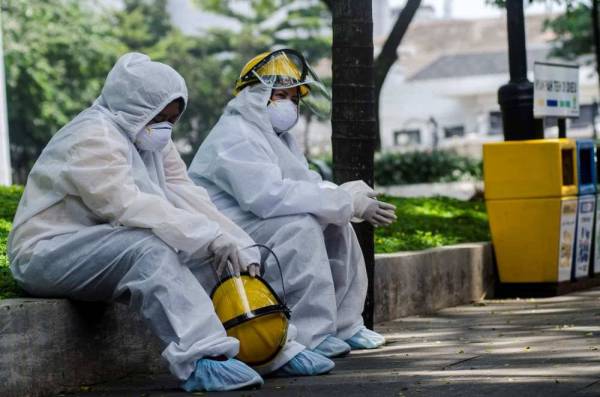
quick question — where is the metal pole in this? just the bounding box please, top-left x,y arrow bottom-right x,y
558,118 -> 567,138
331,0 -> 376,328
498,0 -> 544,141
593,100 -> 598,140
0,9 -> 11,185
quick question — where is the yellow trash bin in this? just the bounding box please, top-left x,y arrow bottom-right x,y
484,139 -> 578,288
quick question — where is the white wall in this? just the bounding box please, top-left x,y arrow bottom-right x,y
377,65 -> 600,157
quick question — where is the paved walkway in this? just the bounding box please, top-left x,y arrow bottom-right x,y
64,287 -> 600,397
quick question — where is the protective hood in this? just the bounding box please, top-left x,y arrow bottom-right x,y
225,84 -> 274,134
95,52 -> 188,141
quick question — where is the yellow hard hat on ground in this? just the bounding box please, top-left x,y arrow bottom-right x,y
234,49 -> 332,117
210,246 -> 291,366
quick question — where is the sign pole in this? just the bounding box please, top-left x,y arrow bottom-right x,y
0,10 -> 11,185
498,0 -> 544,141
558,118 -> 567,138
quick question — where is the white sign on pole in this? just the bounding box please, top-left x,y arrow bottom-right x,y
533,61 -> 580,119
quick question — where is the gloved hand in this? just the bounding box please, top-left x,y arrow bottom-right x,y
353,192 -> 397,227
339,180 -> 376,197
209,234 -> 260,277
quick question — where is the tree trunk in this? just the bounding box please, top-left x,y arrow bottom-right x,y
374,0 -> 421,150
330,0 -> 376,328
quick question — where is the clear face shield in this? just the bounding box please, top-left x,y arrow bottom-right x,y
209,245 -> 291,366
242,49 -> 332,118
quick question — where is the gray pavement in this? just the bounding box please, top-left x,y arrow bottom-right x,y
59,287 -> 600,397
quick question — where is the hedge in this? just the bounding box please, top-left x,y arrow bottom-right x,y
0,186 -> 489,299
312,151 -> 483,186
374,151 -> 483,186
0,186 -> 24,299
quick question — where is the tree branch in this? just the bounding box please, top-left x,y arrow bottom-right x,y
374,0 -> 421,93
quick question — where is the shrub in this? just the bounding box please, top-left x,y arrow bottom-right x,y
0,185 -> 23,221
0,185 -> 23,299
374,151 -> 483,186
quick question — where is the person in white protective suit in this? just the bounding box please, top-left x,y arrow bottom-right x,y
188,49 -> 397,358
8,53 -> 334,393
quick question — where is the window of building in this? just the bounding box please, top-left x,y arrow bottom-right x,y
570,104 -> 596,129
488,111 -> 503,135
393,129 -> 421,146
443,125 -> 465,138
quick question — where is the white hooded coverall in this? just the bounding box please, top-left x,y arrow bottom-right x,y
188,84 -> 368,350
8,53 -> 303,380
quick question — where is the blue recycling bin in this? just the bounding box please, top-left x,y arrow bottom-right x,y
573,139 -> 597,280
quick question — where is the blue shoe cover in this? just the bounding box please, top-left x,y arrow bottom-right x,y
272,349 -> 335,377
312,335 -> 351,358
181,358 -> 264,392
345,326 -> 386,350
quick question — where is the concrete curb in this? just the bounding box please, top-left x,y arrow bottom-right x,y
374,242 -> 495,323
1,242 -> 495,397
1,300 -> 165,397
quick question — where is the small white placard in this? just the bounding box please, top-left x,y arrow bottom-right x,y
558,199 -> 577,281
534,61 -> 580,118
574,195 -> 595,278
594,196 -> 600,274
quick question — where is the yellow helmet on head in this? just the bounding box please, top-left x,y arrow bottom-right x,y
234,49 -> 311,97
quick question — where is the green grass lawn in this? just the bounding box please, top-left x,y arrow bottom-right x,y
0,187 -> 490,299
375,196 -> 490,253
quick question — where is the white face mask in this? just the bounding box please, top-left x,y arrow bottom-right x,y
135,121 -> 173,152
267,99 -> 299,134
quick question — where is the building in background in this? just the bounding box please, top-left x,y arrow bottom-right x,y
376,3 -> 598,158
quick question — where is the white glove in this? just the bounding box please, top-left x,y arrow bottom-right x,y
352,192 -> 397,227
339,180 -> 397,226
209,234 -> 259,277
339,180 -> 376,197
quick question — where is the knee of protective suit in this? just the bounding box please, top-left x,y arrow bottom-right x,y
261,214 -> 330,280
284,214 -> 324,236
131,231 -> 181,272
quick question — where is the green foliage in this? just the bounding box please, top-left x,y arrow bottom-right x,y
0,185 -> 23,299
2,0 -> 127,182
486,0 -> 593,61
374,151 -> 483,186
0,184 -> 22,221
375,196 -> 490,253
544,1 -> 594,61
2,0 -> 333,171
114,0 -> 172,51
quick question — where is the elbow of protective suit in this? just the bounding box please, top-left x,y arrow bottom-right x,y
237,184 -> 288,219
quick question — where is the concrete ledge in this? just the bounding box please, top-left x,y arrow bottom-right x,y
1,300 -> 165,397
374,242 -> 495,323
1,242 -> 495,397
